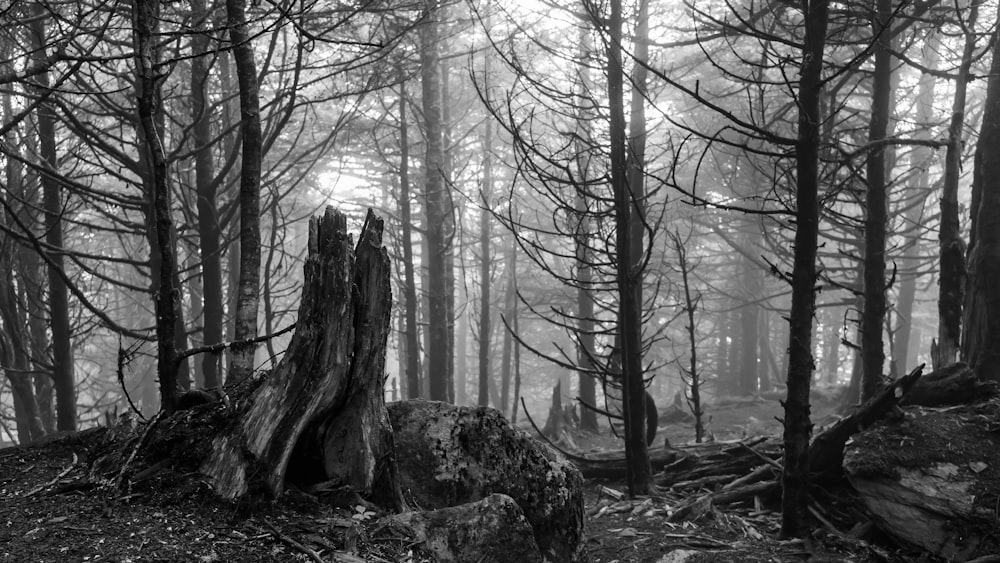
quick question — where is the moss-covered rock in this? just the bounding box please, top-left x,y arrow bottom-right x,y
388,400 -> 584,563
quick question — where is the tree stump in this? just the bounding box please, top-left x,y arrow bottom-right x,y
96,207 -> 401,508
201,208 -> 398,504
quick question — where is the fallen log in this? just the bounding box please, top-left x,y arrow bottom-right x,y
844,399 -> 1000,561
574,446 -> 686,479
573,436 -> 782,484
902,363 -> 998,407
808,364 -> 923,481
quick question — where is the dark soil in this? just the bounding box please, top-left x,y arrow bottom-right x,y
0,434 -> 421,563
0,397 -> 941,562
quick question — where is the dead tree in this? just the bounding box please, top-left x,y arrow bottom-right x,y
98,208 -> 402,510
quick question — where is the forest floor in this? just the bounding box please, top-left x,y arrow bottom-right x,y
0,395 -> 941,563
575,392 -> 932,562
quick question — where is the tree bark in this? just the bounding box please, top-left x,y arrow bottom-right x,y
963,5 -> 1000,382
227,0 -> 263,381
781,0 -> 828,539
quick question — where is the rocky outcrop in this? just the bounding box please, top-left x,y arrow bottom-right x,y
388,400 -> 584,563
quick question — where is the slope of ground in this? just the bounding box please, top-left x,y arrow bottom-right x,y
0,395 -> 940,563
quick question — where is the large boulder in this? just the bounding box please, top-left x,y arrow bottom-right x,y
843,399 -> 1000,562
388,400 -> 584,563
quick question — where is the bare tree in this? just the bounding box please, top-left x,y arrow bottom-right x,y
29,4 -> 75,430
859,0 -> 893,401
419,0 -> 450,402
938,0 -> 982,369
227,0 -> 263,381
132,0 -> 181,410
781,0 -> 829,539
668,229 -> 704,443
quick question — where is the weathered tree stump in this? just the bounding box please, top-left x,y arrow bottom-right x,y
95,207 -> 401,508
201,208 -> 398,503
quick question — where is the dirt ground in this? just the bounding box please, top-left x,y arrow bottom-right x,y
0,397 -> 939,563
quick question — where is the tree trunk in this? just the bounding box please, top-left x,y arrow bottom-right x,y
757,313 -> 772,391
419,3 -> 449,402
440,55 -> 456,404
673,230 -> 704,443
822,306 -> 841,384
781,0 -> 828,539
14,172 -> 55,432
511,289 -> 522,425
0,251 -> 43,443
963,5 -> 1000,382
500,245 -> 517,416
262,196 -> 281,368
574,22 -> 599,434
396,66 -> 421,400
626,0 -> 649,385
716,310 -> 731,389
191,0 -> 224,388
0,75 -> 44,443
738,256 -> 760,396
478,97 -> 492,409
939,0 -> 981,369
30,5 -> 75,431
894,37 -> 938,374
227,0 -> 263,381
133,0 -> 180,411
608,0 -> 652,496
200,209 -> 401,509
455,298 -> 467,405
860,0 -> 892,402
726,306 -> 741,394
